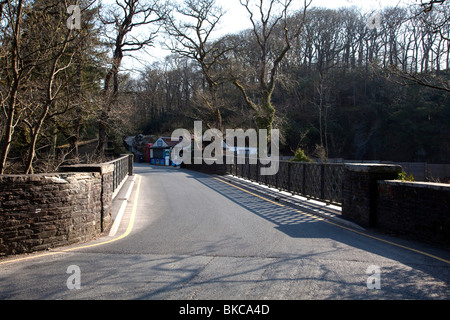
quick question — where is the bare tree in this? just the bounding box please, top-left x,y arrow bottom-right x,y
62,1 -> 104,163
19,1 -> 88,174
389,0 -> 450,93
96,0 -> 167,159
231,0 -> 311,139
0,0 -> 107,173
0,0 -> 26,174
164,0 -> 234,131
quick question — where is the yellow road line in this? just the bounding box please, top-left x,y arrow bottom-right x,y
0,175 -> 142,266
296,210 -> 450,265
3,174 -> 448,268
61,174 -> 142,251
214,177 -> 285,207
215,177 -> 450,265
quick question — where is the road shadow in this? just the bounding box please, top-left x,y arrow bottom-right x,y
173,168 -> 450,289
129,165 -> 450,296
1,164 -> 447,300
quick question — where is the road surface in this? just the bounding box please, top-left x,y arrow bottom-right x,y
0,164 -> 449,301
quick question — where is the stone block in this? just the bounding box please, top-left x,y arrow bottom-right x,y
341,163 -> 402,228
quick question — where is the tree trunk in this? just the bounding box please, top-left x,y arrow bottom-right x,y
0,0 -> 23,174
0,92 -> 18,174
96,45 -> 123,159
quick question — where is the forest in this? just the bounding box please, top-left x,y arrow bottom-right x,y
0,0 -> 449,174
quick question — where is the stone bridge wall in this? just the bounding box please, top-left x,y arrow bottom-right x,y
0,164 -> 114,256
342,164 -> 450,247
376,180 -> 450,246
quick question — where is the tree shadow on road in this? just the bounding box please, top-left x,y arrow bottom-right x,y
178,169 -> 450,296
126,165 -> 450,299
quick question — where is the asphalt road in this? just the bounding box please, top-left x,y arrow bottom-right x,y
1,164 -> 449,301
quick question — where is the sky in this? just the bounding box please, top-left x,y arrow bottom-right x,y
217,0 -> 412,35
121,0 -> 414,73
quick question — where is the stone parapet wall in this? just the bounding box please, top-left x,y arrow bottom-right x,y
181,158 -> 229,176
0,172 -> 108,256
341,163 -> 450,247
59,163 -> 114,233
377,180 -> 450,246
0,157 -> 132,257
341,164 -> 403,228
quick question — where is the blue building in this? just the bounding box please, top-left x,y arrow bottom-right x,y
149,137 -> 181,166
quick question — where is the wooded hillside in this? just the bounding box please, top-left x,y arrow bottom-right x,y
1,0 -> 449,174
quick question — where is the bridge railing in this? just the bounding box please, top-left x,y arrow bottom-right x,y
228,157 -> 344,205
107,154 -> 134,195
